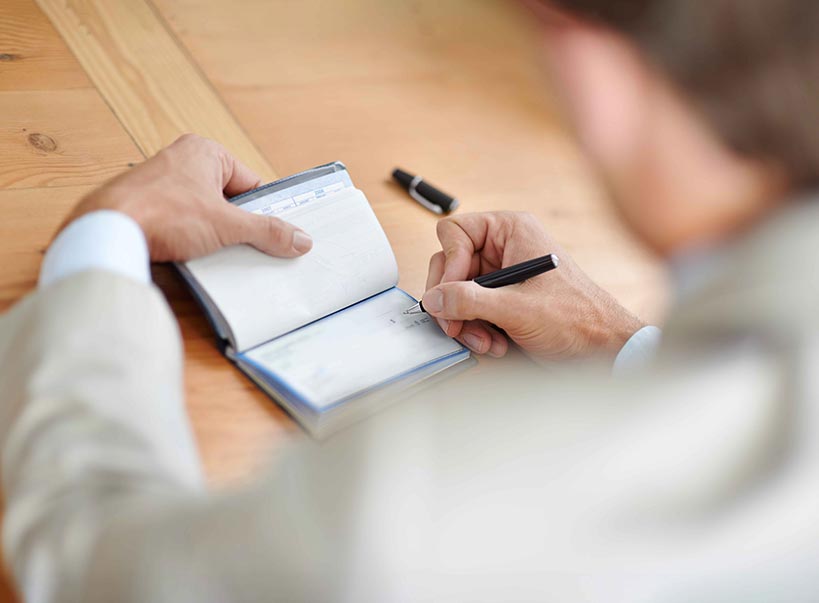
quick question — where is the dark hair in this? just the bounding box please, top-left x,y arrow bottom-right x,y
549,0 -> 819,188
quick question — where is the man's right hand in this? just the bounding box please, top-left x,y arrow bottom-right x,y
59,134 -> 313,262
423,211 -> 644,362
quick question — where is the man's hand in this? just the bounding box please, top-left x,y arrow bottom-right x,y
423,211 -> 644,362
60,134 -> 313,262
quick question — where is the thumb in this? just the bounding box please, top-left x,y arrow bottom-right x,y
422,281 -> 512,326
220,205 -> 313,257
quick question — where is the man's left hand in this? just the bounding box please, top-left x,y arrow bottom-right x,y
60,134 -> 313,262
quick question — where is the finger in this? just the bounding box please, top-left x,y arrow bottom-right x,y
426,251 -> 446,291
220,205 -> 313,257
168,134 -> 263,197
422,281 -> 510,326
444,318 -> 463,339
456,320 -> 509,357
436,218 -> 478,283
219,149 -> 264,198
436,254 -> 481,338
425,252 -> 451,333
456,320 -> 494,354
485,322 -> 510,358
436,214 -> 503,337
424,250 -> 476,337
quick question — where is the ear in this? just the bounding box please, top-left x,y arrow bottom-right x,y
541,22 -> 650,180
535,14 -> 787,256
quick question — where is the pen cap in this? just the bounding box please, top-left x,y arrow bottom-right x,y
415,179 -> 458,213
392,168 -> 415,189
393,168 -> 459,214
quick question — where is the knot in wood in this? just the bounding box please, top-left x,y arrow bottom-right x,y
27,133 -> 58,153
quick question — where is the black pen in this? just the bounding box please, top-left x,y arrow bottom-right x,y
403,254 -> 560,315
392,168 -> 459,214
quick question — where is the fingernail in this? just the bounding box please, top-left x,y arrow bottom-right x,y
423,288 -> 443,313
438,319 -> 450,333
463,333 -> 486,353
293,231 -> 313,253
488,339 -> 506,358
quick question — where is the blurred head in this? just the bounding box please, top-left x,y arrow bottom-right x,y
525,0 -> 819,256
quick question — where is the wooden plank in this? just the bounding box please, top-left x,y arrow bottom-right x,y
35,0 -> 276,180
0,185 -> 94,310
153,0 -> 541,89
0,0 -> 90,91
0,89 -> 143,189
0,0 -> 141,190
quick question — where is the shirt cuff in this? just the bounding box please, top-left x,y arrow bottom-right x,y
612,325 -> 662,375
39,210 -> 150,289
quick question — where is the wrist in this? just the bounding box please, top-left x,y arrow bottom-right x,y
62,187 -> 149,238
583,291 -> 645,356
40,210 -> 151,288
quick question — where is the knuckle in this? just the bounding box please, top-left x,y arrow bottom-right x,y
210,139 -> 228,157
508,210 -> 533,225
175,133 -> 204,149
183,134 -> 220,157
447,283 -> 475,318
436,217 -> 454,238
266,217 -> 292,247
490,211 -> 510,230
443,245 -> 463,263
171,134 -> 222,163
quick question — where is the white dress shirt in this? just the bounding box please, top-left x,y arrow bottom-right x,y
39,210 -> 151,289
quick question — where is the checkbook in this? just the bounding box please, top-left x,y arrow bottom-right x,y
177,162 -> 472,438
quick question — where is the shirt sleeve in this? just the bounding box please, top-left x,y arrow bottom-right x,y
38,210 -> 151,288
1,275 -> 202,603
612,325 -> 662,375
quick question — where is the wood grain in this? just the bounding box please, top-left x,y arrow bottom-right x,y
0,0 -> 141,191
0,0 -> 90,91
35,0 -> 276,180
0,185 -> 95,311
0,90 -> 142,189
155,0 -> 669,322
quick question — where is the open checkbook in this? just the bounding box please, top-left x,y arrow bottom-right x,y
177,162 -> 472,438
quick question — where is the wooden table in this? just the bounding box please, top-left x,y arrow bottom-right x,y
0,0 -> 667,599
